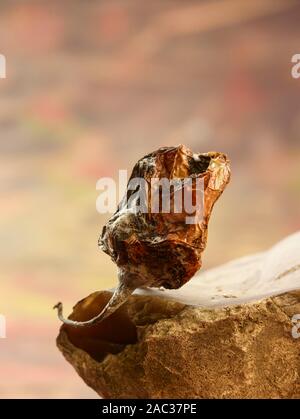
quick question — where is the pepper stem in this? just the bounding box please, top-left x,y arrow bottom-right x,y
53,281 -> 136,328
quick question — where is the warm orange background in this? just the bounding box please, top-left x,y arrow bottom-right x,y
0,0 -> 300,398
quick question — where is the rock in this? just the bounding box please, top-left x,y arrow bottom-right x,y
56,289 -> 300,399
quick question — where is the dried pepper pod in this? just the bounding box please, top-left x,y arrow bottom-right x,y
55,145 -> 230,327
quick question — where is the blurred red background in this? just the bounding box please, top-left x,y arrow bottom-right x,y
0,0 -> 299,397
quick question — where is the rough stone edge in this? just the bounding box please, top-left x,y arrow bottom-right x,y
57,290 -> 300,399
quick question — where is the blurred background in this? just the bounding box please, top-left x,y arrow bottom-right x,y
0,0 -> 300,398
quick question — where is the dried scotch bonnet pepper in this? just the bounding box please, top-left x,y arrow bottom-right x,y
54,145 -> 231,326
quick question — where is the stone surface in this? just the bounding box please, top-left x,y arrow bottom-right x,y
57,290 -> 300,399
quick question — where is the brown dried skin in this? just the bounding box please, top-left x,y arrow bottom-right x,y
99,145 -> 230,288
54,145 -> 230,327
100,145 -> 231,290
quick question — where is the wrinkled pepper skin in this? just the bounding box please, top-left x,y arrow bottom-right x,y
99,145 -> 231,290
55,145 -> 230,327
